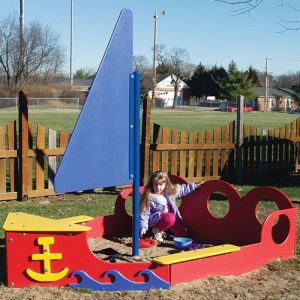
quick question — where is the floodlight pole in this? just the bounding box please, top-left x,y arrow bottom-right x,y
70,0 -> 73,86
152,10 -> 165,107
19,0 -> 25,77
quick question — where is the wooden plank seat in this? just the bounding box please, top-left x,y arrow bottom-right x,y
152,244 -> 241,265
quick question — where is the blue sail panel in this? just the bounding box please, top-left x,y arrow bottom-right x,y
54,9 -> 133,193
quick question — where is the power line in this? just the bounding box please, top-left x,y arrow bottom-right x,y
267,58 -> 300,62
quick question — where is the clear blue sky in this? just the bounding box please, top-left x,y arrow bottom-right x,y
1,0 -> 300,76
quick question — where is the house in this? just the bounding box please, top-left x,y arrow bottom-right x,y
149,74 -> 191,107
251,87 -> 297,112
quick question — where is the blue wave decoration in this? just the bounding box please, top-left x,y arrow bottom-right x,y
69,269 -> 170,291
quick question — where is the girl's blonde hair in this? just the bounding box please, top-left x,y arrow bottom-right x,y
140,171 -> 178,213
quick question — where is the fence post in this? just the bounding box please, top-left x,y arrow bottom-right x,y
236,95 -> 244,183
140,96 -> 151,185
18,90 -> 29,200
295,118 -> 300,173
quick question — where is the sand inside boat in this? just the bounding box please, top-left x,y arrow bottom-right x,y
88,236 -> 188,263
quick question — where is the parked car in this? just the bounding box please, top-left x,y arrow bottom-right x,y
289,108 -> 300,114
219,102 -> 253,112
227,106 -> 253,112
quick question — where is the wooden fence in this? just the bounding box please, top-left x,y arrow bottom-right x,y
0,93 -> 299,201
0,91 -> 68,201
0,121 -> 18,200
242,121 -> 300,175
141,98 -> 300,184
140,120 -> 300,184
0,121 -> 68,201
143,122 -> 236,183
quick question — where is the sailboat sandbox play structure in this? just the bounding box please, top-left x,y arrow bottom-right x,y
2,9 -> 297,291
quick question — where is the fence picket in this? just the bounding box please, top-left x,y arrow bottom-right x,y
0,126 -> 5,192
296,119 -> 300,171
267,129 -> 273,171
243,125 -> 249,172
188,132 -> 196,178
171,129 -> 178,175
28,123 -> 33,191
59,131 -> 68,149
36,125 -> 46,190
220,125 -> 228,175
205,130 -> 212,177
48,129 -> 57,189
255,128 -> 262,170
162,127 -> 169,172
212,128 -> 219,177
290,121 -> 296,172
279,127 -> 285,169
274,129 -> 279,170
7,122 -> 17,192
285,124 -> 291,171
261,129 -> 267,171
196,131 -> 204,178
179,131 -> 187,177
152,124 -> 161,172
228,121 -> 235,174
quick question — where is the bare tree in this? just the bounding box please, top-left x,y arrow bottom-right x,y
0,13 -> 65,93
156,46 -> 194,108
133,55 -> 152,99
133,55 -> 149,72
214,0 -> 264,15
215,0 -> 300,31
273,71 -> 300,88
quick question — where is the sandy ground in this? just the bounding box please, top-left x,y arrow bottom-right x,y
87,235 -> 186,262
0,265 -> 299,300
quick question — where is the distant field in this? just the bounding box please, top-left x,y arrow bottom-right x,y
150,109 -> 300,132
0,109 -> 299,134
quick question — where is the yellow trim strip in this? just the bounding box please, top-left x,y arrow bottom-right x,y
152,244 -> 240,265
3,212 -> 91,232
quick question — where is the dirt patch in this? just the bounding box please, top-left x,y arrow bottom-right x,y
0,265 -> 299,300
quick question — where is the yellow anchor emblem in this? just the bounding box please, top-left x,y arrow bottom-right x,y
26,237 -> 69,282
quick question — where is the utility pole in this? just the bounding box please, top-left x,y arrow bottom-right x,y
19,0 -> 25,76
264,57 -> 269,113
152,10 -> 165,107
70,0 -> 73,86
237,95 -> 244,183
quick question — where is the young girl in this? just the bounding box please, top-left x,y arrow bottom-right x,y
140,171 -> 203,242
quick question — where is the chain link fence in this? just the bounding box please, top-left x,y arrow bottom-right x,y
0,98 -> 80,112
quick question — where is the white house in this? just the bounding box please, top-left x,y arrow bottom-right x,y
149,74 -> 191,107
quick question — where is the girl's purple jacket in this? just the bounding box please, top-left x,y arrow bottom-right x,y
140,183 -> 197,231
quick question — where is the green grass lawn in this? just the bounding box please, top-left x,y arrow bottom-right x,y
0,109 -> 299,134
150,109 -> 300,132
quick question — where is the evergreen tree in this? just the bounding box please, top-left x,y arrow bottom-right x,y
189,64 -> 226,98
245,66 -> 260,86
73,68 -> 95,79
292,85 -> 300,104
219,61 -> 255,101
210,65 -> 228,98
